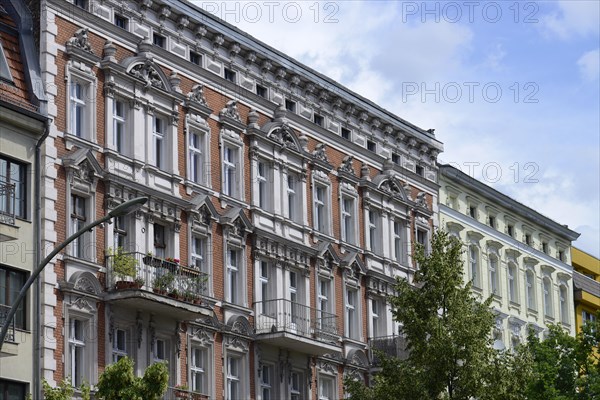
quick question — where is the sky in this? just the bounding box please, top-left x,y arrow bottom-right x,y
194,0 -> 600,258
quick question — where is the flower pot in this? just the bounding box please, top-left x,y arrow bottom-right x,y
153,288 -> 167,296
115,281 -> 134,290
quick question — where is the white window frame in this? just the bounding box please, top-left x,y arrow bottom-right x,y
559,284 -> 569,324
226,247 -> 245,305
226,353 -> 247,400
68,317 -> 87,387
290,370 -> 304,400
188,130 -> 206,185
393,219 -> 407,263
508,262 -> 518,303
256,159 -> 273,211
0,41 -> 13,82
65,311 -> 97,387
286,171 -> 302,224
371,297 -> 386,338
488,254 -> 500,296
469,245 -> 481,288
318,374 -> 336,400
66,67 -> 96,142
526,268 -> 536,310
340,195 -> 357,245
112,99 -> 127,154
153,115 -> 167,170
260,363 -> 274,400
543,277 -> 553,317
345,286 -> 360,340
189,344 -> 210,396
220,135 -> 244,200
191,235 -> 210,296
112,327 -> 129,363
314,184 -> 329,234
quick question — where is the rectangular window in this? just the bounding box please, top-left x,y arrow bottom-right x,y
469,205 -> 477,218
317,277 -> 332,331
393,220 -> 404,262
74,0 -> 87,9
341,196 -> 355,244
0,380 -> 26,399
489,257 -> 499,295
417,229 -> 427,247
189,51 -> 202,66
114,14 -> 128,30
70,82 -> 86,137
290,371 -> 303,400
113,100 -> 126,153
285,99 -> 296,113
287,174 -> 299,222
260,364 -> 273,400
256,84 -> 267,98
190,346 -> 208,394
257,161 -> 271,210
526,271 -> 535,310
508,265 -> 516,302
368,210 -> 381,254
69,318 -> 86,387
525,234 -> 532,246
113,215 -> 128,250
153,116 -> 166,169
0,156 -> 26,220
507,224 -> 514,237
341,127 -> 351,140
71,195 -> 87,258
318,375 -> 335,400
488,215 -> 496,228
0,266 -> 27,329
153,33 -> 165,48
226,356 -> 240,400
259,261 -> 273,315
313,113 -> 324,127
227,249 -> 240,305
224,68 -> 236,83
191,236 -> 205,271
289,271 -> 299,323
314,185 -> 327,233
367,140 -> 376,152
558,250 -> 565,262
415,165 -> 424,176
0,42 -> 13,82
223,146 -> 238,197
153,224 -> 166,259
153,338 -> 167,362
346,287 -> 359,340
542,242 -> 548,254
189,131 -> 205,184
391,153 -> 400,164
371,298 -> 385,338
112,328 -> 128,363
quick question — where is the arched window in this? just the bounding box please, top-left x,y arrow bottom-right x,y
543,278 -> 553,317
489,255 -> 499,295
526,269 -> 535,310
559,285 -> 568,324
508,263 -> 517,303
469,245 -> 480,287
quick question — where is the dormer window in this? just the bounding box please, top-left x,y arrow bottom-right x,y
0,42 -> 12,83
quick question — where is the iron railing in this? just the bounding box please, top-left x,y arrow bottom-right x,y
369,334 -> 409,365
106,252 -> 209,303
0,182 -> 16,225
166,387 -> 210,400
0,304 -> 15,343
255,298 -> 338,343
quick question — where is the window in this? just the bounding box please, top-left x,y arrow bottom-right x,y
508,263 -> 517,303
256,160 -> 272,210
112,328 -> 128,363
71,195 -> 87,258
113,100 -> 127,153
226,356 -> 241,400
70,81 -> 86,137
153,338 -> 168,362
446,194 -> 457,210
415,165 -> 424,176
69,318 -> 86,386
489,255 -> 499,295
469,246 -> 480,287
393,220 -> 405,262
153,224 -> 166,259
189,51 -> 202,66
190,346 -> 208,394
285,99 -> 296,113
256,84 -> 267,98
391,153 -> 400,164
367,140 -> 376,152
287,173 -> 300,223
341,127 -> 351,140
368,210 -> 381,254
559,285 -> 568,324
223,145 -> 239,198
113,215 -> 129,250
469,205 -> 477,218
318,375 -> 335,400
226,249 -> 241,305
191,236 -> 206,270
314,185 -> 328,234
114,14 -> 128,30
583,311 -> 597,324
488,215 -> 496,228
153,33 -> 165,48
189,130 -> 207,185
558,250 -> 565,262
0,266 -> 27,329
0,156 -> 26,220
313,113 -> 324,127
345,287 -> 359,340
0,380 -> 26,399
0,42 -> 13,82
371,298 -> 385,338
416,228 -> 428,250
317,277 -> 332,320
290,371 -> 303,400
542,242 -> 548,254
507,224 -> 514,237
341,196 -> 355,245
74,0 -> 87,9
525,233 -> 532,246
289,270 -> 300,323
260,364 -> 274,400
543,278 -> 552,317
526,270 -> 535,310
153,116 -> 166,169
259,261 -> 273,314
224,68 -> 236,83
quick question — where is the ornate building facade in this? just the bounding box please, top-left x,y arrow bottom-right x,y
34,0 -> 442,398
439,165 -> 579,350
0,0 -> 48,397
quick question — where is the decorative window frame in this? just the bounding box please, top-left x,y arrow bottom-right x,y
465,196 -> 481,220
64,295 -> 98,386
312,170 -> 332,237
339,182 -> 359,246
109,318 -> 134,364
65,60 -> 97,146
283,166 -> 305,226
253,156 -> 275,212
316,364 -> 338,400
525,264 -> 538,312
188,327 -> 215,398
486,243 -> 502,297
185,113 -> 211,189
506,260 -> 520,305
558,282 -> 570,326
344,279 -> 362,341
414,215 -> 431,254
223,339 -> 250,400
444,185 -> 460,211
220,129 -> 245,205
224,242 -> 246,307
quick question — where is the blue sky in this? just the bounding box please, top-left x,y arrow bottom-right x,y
196,0 -> 600,257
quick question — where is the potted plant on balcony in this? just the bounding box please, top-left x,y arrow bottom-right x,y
174,385 -> 191,399
152,271 -> 174,295
143,252 -> 164,267
108,247 -> 138,289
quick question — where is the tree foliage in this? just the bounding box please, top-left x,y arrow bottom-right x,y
95,356 -> 169,400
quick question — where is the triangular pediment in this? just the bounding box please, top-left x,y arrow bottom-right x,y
122,56 -> 170,92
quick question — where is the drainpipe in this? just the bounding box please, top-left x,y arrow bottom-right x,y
34,119 -> 50,400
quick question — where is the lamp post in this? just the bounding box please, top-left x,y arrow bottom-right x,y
0,197 -> 148,348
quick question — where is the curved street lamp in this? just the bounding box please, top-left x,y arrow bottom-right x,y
0,197 -> 148,347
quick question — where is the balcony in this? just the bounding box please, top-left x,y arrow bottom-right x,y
0,304 -> 17,357
369,335 -> 409,365
254,299 -> 341,355
0,182 -> 18,242
166,387 -> 209,400
105,252 -> 211,320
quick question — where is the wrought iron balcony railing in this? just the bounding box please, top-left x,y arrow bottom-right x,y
106,252 -> 209,304
0,304 -> 15,343
0,182 -> 16,226
369,334 -> 409,365
255,298 -> 338,342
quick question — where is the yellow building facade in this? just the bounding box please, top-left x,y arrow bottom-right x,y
571,248 -> 600,332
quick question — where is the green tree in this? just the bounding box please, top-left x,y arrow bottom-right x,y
345,230 -> 530,399
96,356 -> 169,400
524,317 -> 600,400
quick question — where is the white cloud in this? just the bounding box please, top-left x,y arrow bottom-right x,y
577,49 -> 600,82
540,0 -> 600,39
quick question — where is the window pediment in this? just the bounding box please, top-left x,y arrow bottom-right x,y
188,195 -> 219,231
63,148 -> 103,192
220,207 -> 253,240
124,58 -> 169,92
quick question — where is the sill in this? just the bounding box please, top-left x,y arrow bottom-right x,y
184,179 -> 213,195
508,301 -> 520,310
220,193 -> 247,209
343,337 -> 366,348
64,133 -> 101,152
221,301 -> 252,315
63,254 -> 102,271
526,307 -> 538,317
